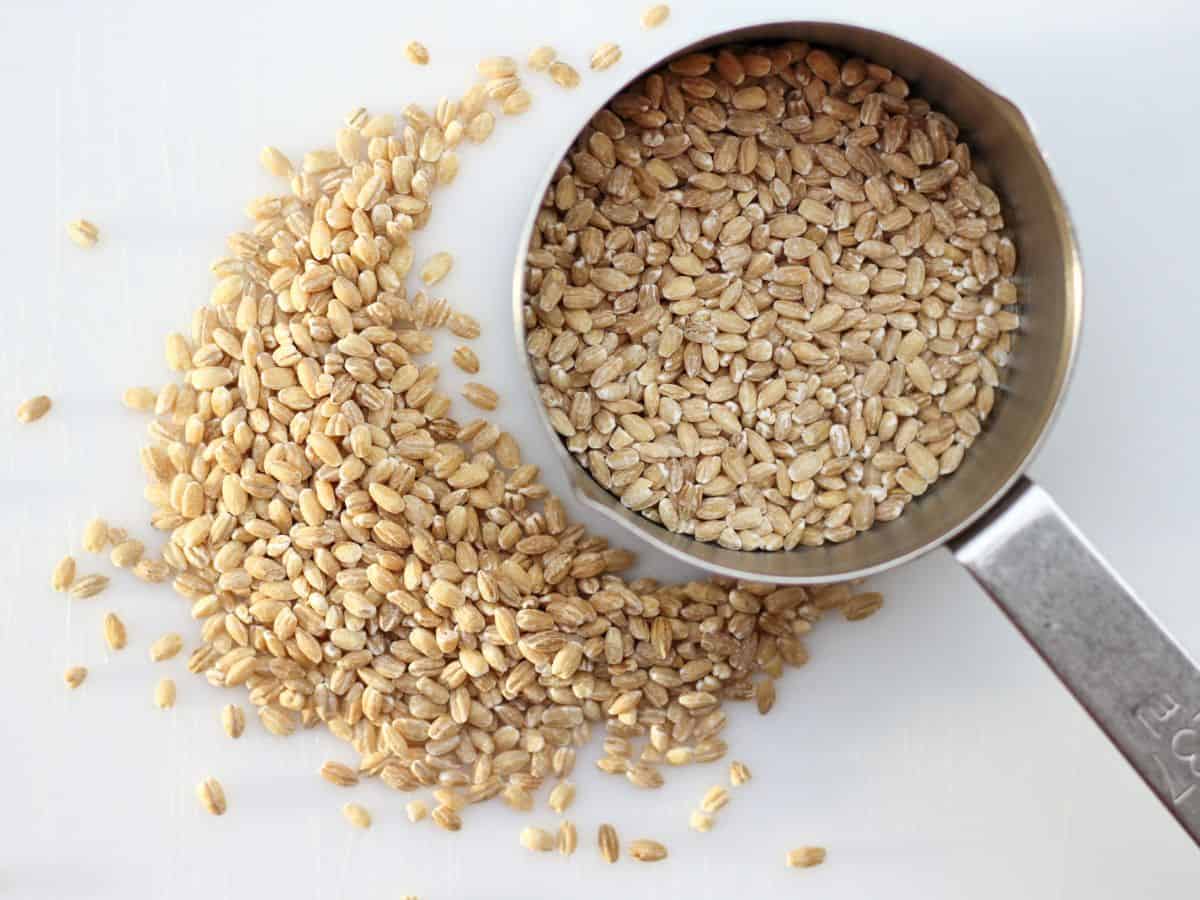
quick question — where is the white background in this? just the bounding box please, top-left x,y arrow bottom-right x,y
2,0 -> 1198,897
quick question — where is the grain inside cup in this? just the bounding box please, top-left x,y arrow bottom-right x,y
522,41 -> 1017,552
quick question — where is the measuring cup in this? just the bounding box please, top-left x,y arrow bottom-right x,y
511,21 -> 1200,844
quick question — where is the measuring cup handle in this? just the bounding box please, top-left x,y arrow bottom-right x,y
950,476 -> 1200,846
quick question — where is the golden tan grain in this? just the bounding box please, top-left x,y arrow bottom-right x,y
641,4 -> 670,27
689,810 -> 714,832
51,555 -> 76,592
462,383 -> 498,411
103,612 -> 127,651
590,43 -> 621,71
528,46 -> 556,71
197,777 -> 227,816
149,632 -> 183,662
259,146 -> 293,177
502,89 -> 532,115
549,61 -> 580,88
598,824 -> 619,863
81,518 -> 108,553
786,846 -> 827,869
110,539 -> 144,569
321,761 -> 360,787
520,826 -> 555,852
451,345 -> 480,374
221,704 -> 245,738
154,678 -> 176,709
63,665 -> 88,689
405,41 -> 430,65
16,395 -> 52,424
69,574 -> 109,599
420,251 -> 453,285
558,820 -> 577,855
845,592 -> 884,621
66,219 -> 99,248
406,799 -> 428,823
629,839 -> 667,862
548,781 -> 575,814
342,802 -> 371,829
121,387 -> 156,412
432,805 -> 461,832
476,56 -> 517,78
701,785 -> 729,814
729,761 -> 752,786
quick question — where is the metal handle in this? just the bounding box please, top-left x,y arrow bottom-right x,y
951,477 -> 1200,845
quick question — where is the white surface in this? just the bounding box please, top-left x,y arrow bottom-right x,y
2,0 -> 1198,897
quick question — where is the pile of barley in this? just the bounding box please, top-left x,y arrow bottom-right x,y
103,50 -> 877,824
523,41 -> 1018,552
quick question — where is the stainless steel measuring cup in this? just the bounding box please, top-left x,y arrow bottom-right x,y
511,21 -> 1200,844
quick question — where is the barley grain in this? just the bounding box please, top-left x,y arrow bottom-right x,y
520,826 -> 555,852
64,665 -> 87,689
69,574 -> 109,599
197,777 -> 227,816
641,4 -> 670,27
548,781 -> 575,813
51,555 -> 76,592
103,612 -> 127,651
343,802 -> 371,829
67,219 -> 99,248
630,839 -> 667,862
420,251 -> 453,285
451,345 -> 480,374
598,824 -> 619,863
528,46 -> 556,71
558,820 -> 577,855
321,761 -> 360,787
406,799 -> 428,823
81,518 -> 108,553
689,810 -> 714,832
462,383 -> 498,411
110,540 -> 144,569
729,761 -> 752,786
432,805 -> 461,832
502,89 -> 531,115
221,704 -> 245,738
149,632 -> 183,662
155,678 -> 176,709
121,387 -> 156,411
16,395 -> 52,423
786,846 -> 827,868
259,146 -> 292,177
405,41 -> 430,65
476,56 -> 517,78
549,61 -> 580,88
590,43 -> 621,71
845,592 -> 884,621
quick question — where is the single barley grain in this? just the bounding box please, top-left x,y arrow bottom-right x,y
69,574 -> 109,599
689,810 -> 714,832
103,612 -> 128,651
452,345 -> 480,374
786,846 -> 827,869
590,43 -> 621,71
549,61 -> 580,88
133,558 -> 170,583
630,839 -> 668,862
406,799 -> 428,823
420,251 -> 453,285
51,555 -> 76,592
321,761 -> 360,787
502,783 -> 534,812
259,146 -> 293,177
476,56 -> 517,78
155,678 -> 176,709
502,89 -> 532,115
121,387 -> 156,411
110,539 -> 144,569
16,395 -> 52,423
197,777 -> 227,816
559,820 -> 578,855
548,781 -> 575,814
149,632 -> 183,662
701,785 -> 730,814
447,310 -> 480,339
730,761 -> 752,786
81,518 -> 108,553
405,41 -> 430,65
845,592 -> 884,621
528,46 -> 556,71
433,788 -> 467,812
64,665 -> 87,689
520,826 -> 555,852
462,383 -> 499,411
598,824 -> 619,863
66,219 -> 99,248
641,4 -> 670,27
221,704 -> 245,738
432,805 -> 461,832
756,679 -> 776,715
343,802 -> 371,829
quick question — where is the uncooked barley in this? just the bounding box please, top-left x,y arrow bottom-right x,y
432,805 -> 461,832
16,395 -> 52,423
149,632 -> 183,662
155,678 -> 176,709
476,56 -> 517,78
786,846 -> 827,868
558,820 -> 577,855
64,665 -> 87,689
452,345 -> 480,374
590,43 -> 621,71
259,146 -> 293,177
729,760 -> 752,786
109,539 -> 144,569
321,761 -> 360,787
630,838 -> 668,862
103,612 -> 128,651
221,704 -> 245,738
69,574 -> 109,599
121,387 -> 156,411
598,824 -> 620,863
548,781 -> 575,814
343,802 -> 371,829
689,810 -> 714,832
66,219 -> 99,248
528,46 -> 556,71
197,777 -> 227,816
406,799 -> 428,823
641,4 -> 670,28
549,61 -> 580,88
462,382 -> 499,410
844,591 -> 884,620
523,42 -> 1017,551
81,518 -> 108,553
521,826 -> 555,852
51,555 -> 76,592
420,251 -> 453,285
406,41 -> 430,66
